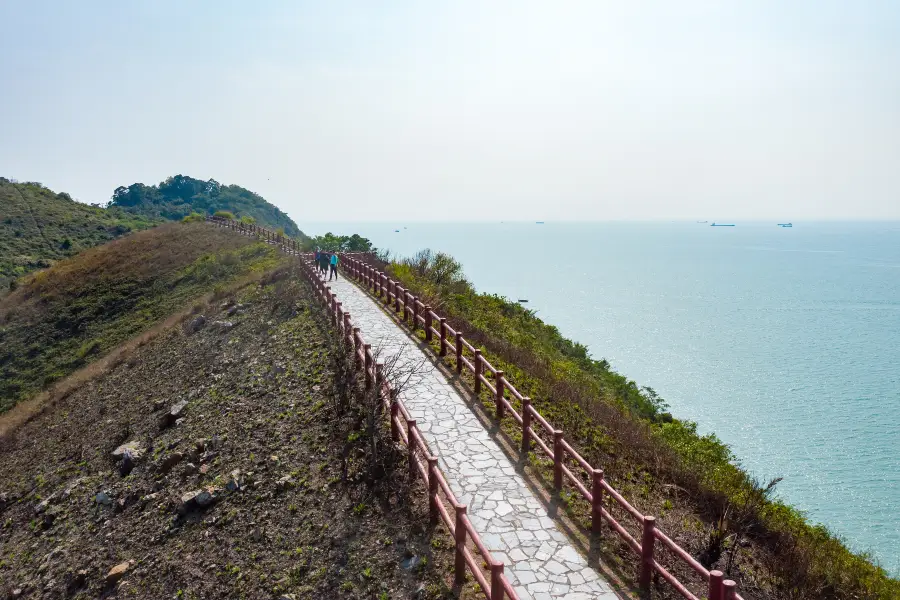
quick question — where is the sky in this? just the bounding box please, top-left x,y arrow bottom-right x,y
1,1 -> 898,222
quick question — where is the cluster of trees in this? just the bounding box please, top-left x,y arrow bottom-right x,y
307,232 -> 375,253
110,175 -> 304,238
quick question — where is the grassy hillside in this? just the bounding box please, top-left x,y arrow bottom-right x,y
0,222 -> 282,413
0,269 -> 457,599
110,174 -> 306,239
0,178 -> 159,290
381,249 -> 899,600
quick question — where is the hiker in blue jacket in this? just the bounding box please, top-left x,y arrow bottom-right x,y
329,253 -> 339,281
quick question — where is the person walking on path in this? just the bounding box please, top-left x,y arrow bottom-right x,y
329,253 -> 339,281
314,248 -> 321,271
318,251 -> 328,274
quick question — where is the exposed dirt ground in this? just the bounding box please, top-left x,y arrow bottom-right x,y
0,266 -> 458,599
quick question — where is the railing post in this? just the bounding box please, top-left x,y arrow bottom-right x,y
427,457 -> 439,526
387,279 -> 393,305
390,399 -> 400,441
374,271 -> 381,296
412,298 -> 419,331
352,328 -> 361,371
424,306 -> 433,342
364,344 -> 372,391
343,312 -> 351,339
454,505 -> 468,585
394,285 -> 401,313
521,397 -> 532,454
723,580 -> 737,600
592,469 -> 604,535
490,562 -> 505,600
403,291 -> 410,322
455,332 -> 464,373
709,570 -> 724,600
640,516 -> 656,592
474,350 -> 483,394
439,318 -> 448,356
334,300 -> 341,327
407,419 -> 417,481
495,371 -> 506,421
553,430 -> 564,491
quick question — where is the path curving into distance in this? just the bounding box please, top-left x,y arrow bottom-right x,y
323,272 -> 617,600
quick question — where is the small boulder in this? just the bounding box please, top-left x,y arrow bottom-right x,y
112,441 -> 145,461
158,452 -> 184,475
177,488 -> 217,514
400,555 -> 422,571
162,400 -> 188,428
210,320 -> 234,330
187,315 -> 207,334
35,492 -> 57,514
96,492 -> 113,506
105,561 -> 131,585
183,463 -> 198,476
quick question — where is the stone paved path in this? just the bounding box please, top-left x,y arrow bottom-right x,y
322,271 -> 618,600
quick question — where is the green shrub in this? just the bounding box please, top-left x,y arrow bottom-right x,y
213,210 -> 235,220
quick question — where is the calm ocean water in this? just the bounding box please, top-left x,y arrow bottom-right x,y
305,221 -> 900,571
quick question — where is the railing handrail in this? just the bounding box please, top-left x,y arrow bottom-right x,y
337,250 -> 744,600
204,217 -> 519,600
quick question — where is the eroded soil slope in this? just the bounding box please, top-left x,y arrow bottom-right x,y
0,269 -> 454,599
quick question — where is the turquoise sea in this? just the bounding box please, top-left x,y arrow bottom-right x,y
305,221 -> 900,572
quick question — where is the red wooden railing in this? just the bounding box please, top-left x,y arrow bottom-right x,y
339,254 -> 744,600
205,217 -> 519,600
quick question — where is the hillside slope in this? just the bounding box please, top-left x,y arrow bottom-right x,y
0,222 -> 281,412
110,175 -> 305,239
0,179 -> 159,290
0,271 -> 455,599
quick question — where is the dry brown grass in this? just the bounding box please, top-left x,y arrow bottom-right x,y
0,267 -> 272,440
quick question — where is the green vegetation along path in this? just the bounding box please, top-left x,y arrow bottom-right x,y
324,271 -> 618,600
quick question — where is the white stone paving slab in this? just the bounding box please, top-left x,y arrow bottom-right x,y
322,270 -> 618,599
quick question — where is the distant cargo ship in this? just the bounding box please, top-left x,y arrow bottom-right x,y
710,223 -> 735,227
778,223 -> 793,228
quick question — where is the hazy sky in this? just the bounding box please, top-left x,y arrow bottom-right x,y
1,1 -> 898,222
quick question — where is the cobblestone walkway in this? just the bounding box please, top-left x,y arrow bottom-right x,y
323,272 -> 617,600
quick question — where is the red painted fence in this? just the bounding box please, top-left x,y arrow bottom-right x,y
339,253 -> 745,600
206,217 -> 519,600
